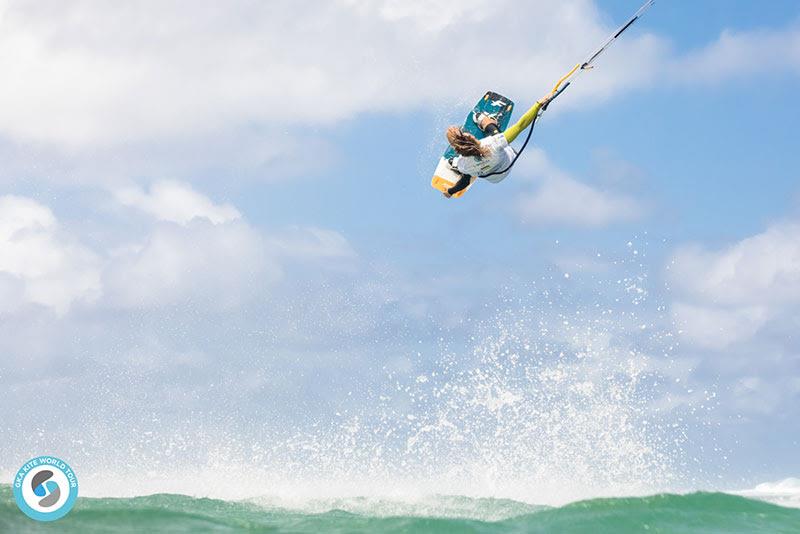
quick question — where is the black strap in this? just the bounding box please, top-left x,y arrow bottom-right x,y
478,114 -> 538,179
478,83 -> 569,179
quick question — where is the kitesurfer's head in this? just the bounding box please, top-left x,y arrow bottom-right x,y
446,126 -> 489,158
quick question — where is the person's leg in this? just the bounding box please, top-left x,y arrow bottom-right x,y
446,172 -> 473,196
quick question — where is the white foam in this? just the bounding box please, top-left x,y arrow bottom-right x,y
734,478 -> 800,508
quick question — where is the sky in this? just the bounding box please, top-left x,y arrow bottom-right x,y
1,0 -> 800,502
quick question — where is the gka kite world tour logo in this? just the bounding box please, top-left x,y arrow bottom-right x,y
13,456 -> 78,521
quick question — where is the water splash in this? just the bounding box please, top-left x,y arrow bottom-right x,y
5,242 -> 717,506
269,280 -> 687,505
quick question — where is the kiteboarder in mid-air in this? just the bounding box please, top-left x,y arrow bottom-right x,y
442,92 -> 554,198
431,0 -> 655,199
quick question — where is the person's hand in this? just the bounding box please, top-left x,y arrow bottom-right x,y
443,190 -> 453,198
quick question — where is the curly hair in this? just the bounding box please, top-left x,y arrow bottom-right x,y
446,126 -> 489,158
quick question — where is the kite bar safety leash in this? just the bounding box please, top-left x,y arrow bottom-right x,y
479,0 -> 655,179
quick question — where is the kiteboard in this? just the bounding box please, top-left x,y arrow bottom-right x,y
431,91 -> 514,198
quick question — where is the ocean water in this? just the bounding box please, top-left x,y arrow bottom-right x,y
2,485 -> 799,533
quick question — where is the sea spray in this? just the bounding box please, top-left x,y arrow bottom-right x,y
266,277 -> 691,504
6,241 -> 720,506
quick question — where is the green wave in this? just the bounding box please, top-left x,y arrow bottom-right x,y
2,484 -> 799,533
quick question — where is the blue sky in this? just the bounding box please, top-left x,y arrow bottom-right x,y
1,0 -> 799,502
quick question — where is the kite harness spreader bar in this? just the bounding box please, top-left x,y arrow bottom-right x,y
479,0 -> 655,179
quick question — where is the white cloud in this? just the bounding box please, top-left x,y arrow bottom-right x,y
0,195 -> 101,315
671,223 -> 800,306
0,0 -> 792,167
0,184 -> 357,313
668,221 -> 800,419
0,1 -> 794,191
266,227 -> 356,260
515,175 -> 642,226
671,302 -> 768,351
105,182 -> 355,308
0,0 -> 662,149
669,222 -> 800,349
108,183 -> 354,308
115,181 -> 241,225
347,0 -> 490,32
104,219 -> 276,309
513,148 -> 643,226
669,25 -> 800,85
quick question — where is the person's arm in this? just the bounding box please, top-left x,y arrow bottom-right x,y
503,100 -> 543,143
447,172 -> 473,196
